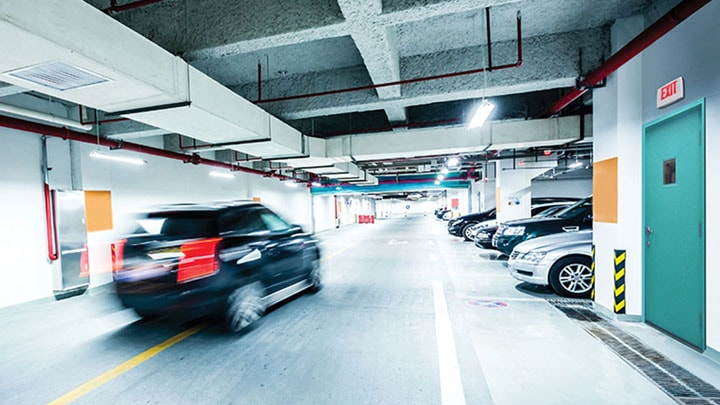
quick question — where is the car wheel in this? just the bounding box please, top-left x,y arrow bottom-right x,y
225,281 -> 267,333
462,224 -> 475,241
548,256 -> 593,298
133,308 -> 159,319
307,258 -> 323,293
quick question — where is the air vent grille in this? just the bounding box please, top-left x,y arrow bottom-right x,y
5,61 -> 109,91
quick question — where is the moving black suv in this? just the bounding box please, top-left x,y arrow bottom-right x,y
112,202 -> 321,332
492,197 -> 592,255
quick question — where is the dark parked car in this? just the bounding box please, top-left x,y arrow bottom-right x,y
112,202 -> 322,332
492,197 -> 593,255
473,203 -> 573,249
447,208 -> 497,240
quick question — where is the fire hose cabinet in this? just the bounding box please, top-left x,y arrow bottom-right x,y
51,190 -> 89,300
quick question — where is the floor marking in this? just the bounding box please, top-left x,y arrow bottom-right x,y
48,324 -> 205,404
432,280 -> 467,405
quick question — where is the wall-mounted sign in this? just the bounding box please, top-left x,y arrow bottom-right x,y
657,77 -> 684,108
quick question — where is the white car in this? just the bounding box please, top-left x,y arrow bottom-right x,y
508,230 -> 593,298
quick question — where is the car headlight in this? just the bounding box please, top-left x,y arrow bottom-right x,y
520,251 -> 546,263
504,226 -> 525,236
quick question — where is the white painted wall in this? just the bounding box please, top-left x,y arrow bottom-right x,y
313,194 -> 336,232
531,178 -> 592,198
495,159 -> 557,222
0,129 -> 312,308
593,2 -> 720,352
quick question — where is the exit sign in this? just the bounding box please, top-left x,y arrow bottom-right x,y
657,77 -> 684,108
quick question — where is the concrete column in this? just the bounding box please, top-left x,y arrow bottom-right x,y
495,159 -> 556,222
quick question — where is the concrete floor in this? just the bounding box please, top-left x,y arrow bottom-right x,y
1,214 -> 719,404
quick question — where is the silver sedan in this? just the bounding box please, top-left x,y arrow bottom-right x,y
508,230 -> 593,298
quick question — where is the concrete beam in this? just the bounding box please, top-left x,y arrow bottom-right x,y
239,28 -> 606,120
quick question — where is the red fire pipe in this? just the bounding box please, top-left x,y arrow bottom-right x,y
44,184 -> 59,261
547,0 -> 710,115
0,115 -> 292,180
104,0 -> 165,13
257,11 -> 522,104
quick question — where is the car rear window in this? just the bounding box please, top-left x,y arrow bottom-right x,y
556,198 -> 592,219
135,212 -> 218,238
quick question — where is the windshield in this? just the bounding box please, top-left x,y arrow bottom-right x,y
556,198 -> 592,219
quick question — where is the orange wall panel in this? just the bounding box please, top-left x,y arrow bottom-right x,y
593,157 -> 618,223
84,190 -> 113,232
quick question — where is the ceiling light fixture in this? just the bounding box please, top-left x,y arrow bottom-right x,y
447,157 -> 460,167
434,180 -> 441,185
468,99 -> 495,129
437,174 -> 446,180
284,181 -> 298,188
441,168 -> 449,174
89,150 -> 146,166
568,161 -> 583,169
209,170 -> 235,179
311,182 -> 322,188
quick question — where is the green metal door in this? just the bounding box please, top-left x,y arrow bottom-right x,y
643,101 -> 705,350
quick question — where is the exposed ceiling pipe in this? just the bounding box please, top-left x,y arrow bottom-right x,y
104,0 -> 165,14
0,103 -> 92,131
0,115 -> 294,181
547,0 -> 710,115
257,10 -> 522,104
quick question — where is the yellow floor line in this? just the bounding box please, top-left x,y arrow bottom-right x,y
48,323 -> 205,405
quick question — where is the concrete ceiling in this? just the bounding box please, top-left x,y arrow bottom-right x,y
1,0 -> 681,180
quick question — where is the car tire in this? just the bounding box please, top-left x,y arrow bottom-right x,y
307,257 -> 323,293
133,308 -> 160,319
225,281 -> 267,333
548,256 -> 593,298
462,224 -> 475,241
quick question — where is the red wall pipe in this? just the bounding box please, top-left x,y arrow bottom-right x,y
257,11 -> 522,104
44,184 -> 59,261
547,0 -> 710,115
0,115 -> 291,180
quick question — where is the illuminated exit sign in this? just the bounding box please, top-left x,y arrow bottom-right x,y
657,77 -> 684,108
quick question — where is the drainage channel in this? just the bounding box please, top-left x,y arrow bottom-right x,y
548,299 -> 720,404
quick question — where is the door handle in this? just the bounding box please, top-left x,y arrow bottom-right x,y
646,226 -> 653,235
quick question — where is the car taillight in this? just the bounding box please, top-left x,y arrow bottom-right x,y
177,238 -> 222,283
111,239 -> 127,273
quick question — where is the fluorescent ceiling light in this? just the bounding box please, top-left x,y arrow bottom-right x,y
89,150 -> 146,166
441,168 -> 449,174
437,174 -> 446,180
447,157 -> 459,167
568,161 -> 583,169
311,182 -> 322,188
209,170 -> 235,179
284,182 -> 298,188
434,180 -> 440,185
468,99 -> 495,129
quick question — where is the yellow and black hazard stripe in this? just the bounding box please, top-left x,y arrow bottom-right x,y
590,245 -> 595,301
614,249 -> 626,314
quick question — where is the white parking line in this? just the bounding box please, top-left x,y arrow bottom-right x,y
432,280 -> 467,405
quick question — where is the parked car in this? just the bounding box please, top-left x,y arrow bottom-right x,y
112,201 -> 322,332
508,230 -> 593,298
447,208 -> 497,240
473,202 -> 573,249
435,207 -> 452,219
492,197 -> 593,255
